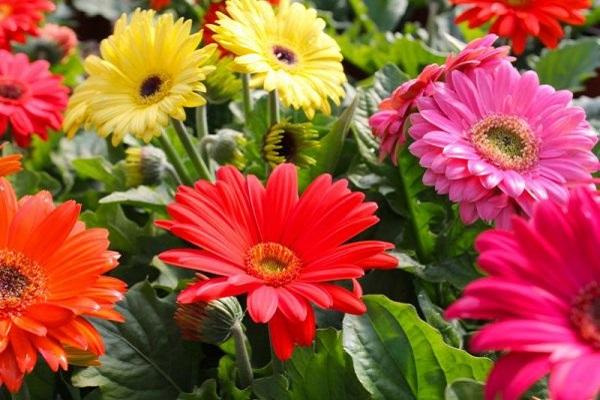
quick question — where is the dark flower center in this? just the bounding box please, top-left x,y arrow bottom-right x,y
272,45 -> 297,65
140,75 -> 164,98
0,249 -> 46,318
0,81 -> 25,101
278,130 -> 297,162
471,114 -> 538,171
571,282 -> 600,349
245,242 -> 301,286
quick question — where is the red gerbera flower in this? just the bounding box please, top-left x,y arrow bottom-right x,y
451,0 -> 592,54
149,0 -> 171,10
0,0 -> 54,50
158,164 -> 397,360
0,178 -> 126,392
0,50 -> 68,147
204,0 -> 280,56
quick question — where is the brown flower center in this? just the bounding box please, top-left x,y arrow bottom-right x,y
471,114 -> 539,171
0,249 -> 47,318
0,80 -> 26,102
272,45 -> 297,66
138,73 -> 171,104
245,242 -> 301,286
571,282 -> 600,349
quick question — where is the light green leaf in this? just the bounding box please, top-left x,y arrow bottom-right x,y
286,329 -> 370,400
72,157 -> 120,189
72,282 -> 202,400
99,185 -> 172,210
530,38 -> 600,92
80,204 -> 145,253
343,295 -> 491,400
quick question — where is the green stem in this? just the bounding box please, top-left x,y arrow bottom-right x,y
195,105 -> 209,141
397,157 -> 430,263
171,118 -> 213,182
268,90 -> 280,127
231,322 -> 253,389
241,73 -> 253,122
156,133 -> 193,186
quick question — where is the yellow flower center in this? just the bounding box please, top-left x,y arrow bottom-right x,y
245,242 -> 301,287
470,114 -> 538,171
0,79 -> 26,103
272,45 -> 298,66
571,282 -> 600,349
0,249 -> 47,318
137,73 -> 171,105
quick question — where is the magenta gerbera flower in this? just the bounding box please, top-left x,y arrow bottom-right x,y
0,50 -> 68,147
369,34 -> 512,162
446,188 -> 600,400
408,61 -> 598,227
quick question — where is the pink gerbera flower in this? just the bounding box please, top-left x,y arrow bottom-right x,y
0,50 -> 68,147
369,34 -> 511,162
408,61 -> 598,227
446,188 -> 600,400
157,164 -> 397,360
0,0 -> 54,50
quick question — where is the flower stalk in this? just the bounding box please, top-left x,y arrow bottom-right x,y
241,73 -> 253,121
156,133 -> 193,186
231,322 -> 254,389
268,90 -> 280,127
171,118 -> 213,182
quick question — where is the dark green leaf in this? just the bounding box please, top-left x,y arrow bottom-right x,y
72,282 -> 202,400
445,379 -> 485,400
364,0 -> 408,31
252,375 -> 290,400
343,295 -> 491,400
179,380 -> 221,400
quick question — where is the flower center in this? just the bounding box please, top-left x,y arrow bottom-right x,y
272,45 -> 297,66
470,114 -> 538,171
138,74 -> 170,104
0,80 -> 26,102
0,4 -> 12,20
571,282 -> 600,348
245,242 -> 301,286
0,249 -> 47,318
506,0 -> 529,6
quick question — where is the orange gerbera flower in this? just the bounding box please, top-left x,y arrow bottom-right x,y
0,179 -> 126,392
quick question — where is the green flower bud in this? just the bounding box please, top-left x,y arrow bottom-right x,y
203,54 -> 242,104
205,129 -> 246,169
124,146 -> 167,187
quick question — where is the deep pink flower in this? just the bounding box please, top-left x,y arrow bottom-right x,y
446,188 -> 600,400
370,34 -> 511,162
0,50 -> 68,147
408,61 -> 598,228
157,164 -> 397,360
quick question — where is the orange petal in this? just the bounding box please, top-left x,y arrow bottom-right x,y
0,347 -> 24,393
12,315 -> 47,336
9,329 -> 37,373
31,335 -> 67,372
25,304 -> 74,328
8,191 -> 54,253
0,178 -> 17,247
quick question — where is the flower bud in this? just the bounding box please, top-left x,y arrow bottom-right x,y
205,129 -> 246,169
124,146 -> 167,187
263,120 -> 319,168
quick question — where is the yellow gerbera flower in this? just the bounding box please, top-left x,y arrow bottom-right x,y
210,0 -> 346,119
63,9 -> 217,145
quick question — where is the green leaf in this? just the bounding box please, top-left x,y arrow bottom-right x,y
445,379 -> 485,400
343,295 -> 491,400
99,185 -> 172,210
80,204 -> 145,253
299,95 -> 360,187
364,0 -> 408,31
252,375 -> 290,400
530,38 -> 600,92
286,329 -> 370,400
72,157 -> 120,189
178,380 -> 221,400
217,356 -> 252,400
72,282 -> 202,400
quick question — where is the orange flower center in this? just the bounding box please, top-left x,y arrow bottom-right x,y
245,242 -> 301,286
0,79 -> 26,103
571,282 -> 600,349
471,114 -> 539,171
0,249 -> 47,318
0,4 -> 11,20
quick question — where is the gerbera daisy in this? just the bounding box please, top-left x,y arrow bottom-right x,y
0,50 -> 68,147
263,120 -> 319,168
39,23 -> 78,61
63,9 -> 217,145
408,61 -> 598,227
209,0 -> 346,119
0,178 -> 126,392
451,0 -> 592,54
149,0 -> 171,10
446,188 -> 600,400
157,164 -> 397,360
0,0 -> 54,50
370,34 -> 511,162
203,0 -> 280,57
